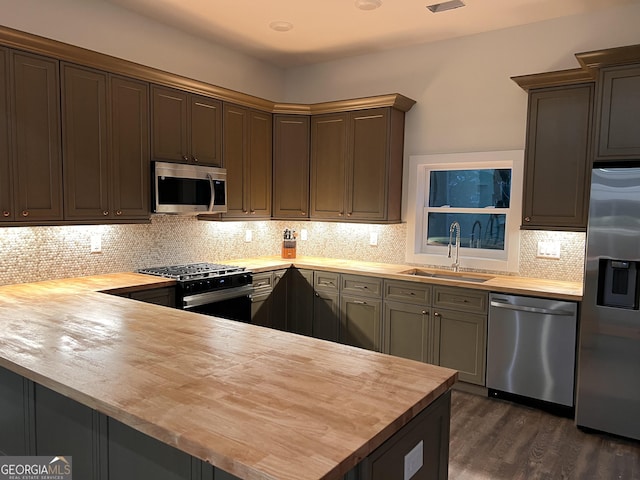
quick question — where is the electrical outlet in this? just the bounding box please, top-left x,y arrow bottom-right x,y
90,234 -> 102,253
404,440 -> 423,480
369,232 -> 378,246
245,230 -> 253,242
300,229 -> 308,241
536,240 -> 561,259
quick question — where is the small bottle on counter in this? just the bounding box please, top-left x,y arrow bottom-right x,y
282,228 -> 297,259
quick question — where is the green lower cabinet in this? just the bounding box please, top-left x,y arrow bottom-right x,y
287,268 -> 314,336
433,309 -> 487,385
312,289 -> 340,342
0,367 -> 33,455
383,301 -> 432,363
340,295 -> 382,351
270,269 -> 288,331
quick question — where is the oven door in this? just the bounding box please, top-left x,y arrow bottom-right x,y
182,285 -> 253,322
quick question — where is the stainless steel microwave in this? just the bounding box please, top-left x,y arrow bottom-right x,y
152,161 -> 227,214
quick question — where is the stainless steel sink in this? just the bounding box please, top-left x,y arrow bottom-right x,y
400,269 -> 492,283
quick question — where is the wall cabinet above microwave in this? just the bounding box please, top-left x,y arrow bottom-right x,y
151,86 -> 223,167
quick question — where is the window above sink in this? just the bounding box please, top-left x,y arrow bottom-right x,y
406,150 -> 524,273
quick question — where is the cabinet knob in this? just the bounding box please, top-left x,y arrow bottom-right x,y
301,211 -> 306,216
315,293 -> 320,297
182,155 -> 189,162
251,210 -> 256,215
116,210 -> 122,216
243,210 -> 249,214
338,212 -> 344,217
524,216 -> 531,222
347,212 -> 352,217
422,310 -> 427,315
2,211 -> 9,217
21,210 -> 29,217
192,156 -> 199,163
103,211 -> 109,216
434,312 -> 441,317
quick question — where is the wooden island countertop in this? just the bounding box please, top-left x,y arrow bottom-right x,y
0,274 -> 457,480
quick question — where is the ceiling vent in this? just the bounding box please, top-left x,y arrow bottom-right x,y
426,0 -> 465,13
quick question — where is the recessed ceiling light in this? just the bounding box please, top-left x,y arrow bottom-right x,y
426,0 -> 465,13
355,0 -> 382,11
269,21 -> 293,32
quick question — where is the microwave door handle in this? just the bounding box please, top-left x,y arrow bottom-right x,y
206,173 -> 215,212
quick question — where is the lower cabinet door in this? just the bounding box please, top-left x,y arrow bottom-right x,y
433,309 -> 487,385
313,290 -> 340,342
251,291 -> 272,328
383,301 -> 432,363
340,295 -> 382,352
0,367 -> 33,455
287,269 -> 314,336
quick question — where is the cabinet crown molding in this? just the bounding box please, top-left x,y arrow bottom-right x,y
512,43 -> 640,91
0,25 -> 415,115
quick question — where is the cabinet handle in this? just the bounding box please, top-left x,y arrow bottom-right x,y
116,210 -> 122,216
103,211 -> 109,216
192,156 -> 198,163
400,291 -> 416,296
2,211 -> 9,217
434,312 -> 441,317
354,300 -> 367,305
21,210 -> 29,217
354,285 -> 368,289
524,216 -> 531,222
182,155 -> 189,162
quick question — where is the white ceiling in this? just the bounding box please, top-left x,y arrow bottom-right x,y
105,0 -> 637,67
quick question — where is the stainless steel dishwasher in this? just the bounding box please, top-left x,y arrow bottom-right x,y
487,293 -> 578,410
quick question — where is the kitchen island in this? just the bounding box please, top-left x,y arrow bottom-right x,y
0,274 -> 457,480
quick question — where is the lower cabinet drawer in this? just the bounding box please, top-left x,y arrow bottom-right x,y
384,280 -> 431,305
432,285 -> 487,314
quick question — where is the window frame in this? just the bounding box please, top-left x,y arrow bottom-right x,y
405,150 -> 524,273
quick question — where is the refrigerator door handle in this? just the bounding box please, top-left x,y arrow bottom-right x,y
489,300 -> 575,316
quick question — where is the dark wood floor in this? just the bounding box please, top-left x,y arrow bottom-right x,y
449,390 -> 640,480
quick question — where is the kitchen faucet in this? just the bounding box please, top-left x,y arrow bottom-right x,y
448,221 -> 461,272
471,220 -> 482,248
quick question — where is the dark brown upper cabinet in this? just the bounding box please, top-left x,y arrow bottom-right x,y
2,50 -> 63,223
521,83 -> 594,231
221,103 -> 272,219
0,48 -> 11,222
272,115 -> 310,219
310,107 -> 404,223
596,65 -> 640,160
62,63 -> 149,221
151,85 -> 222,166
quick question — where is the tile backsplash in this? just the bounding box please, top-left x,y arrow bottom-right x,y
0,216 -> 585,285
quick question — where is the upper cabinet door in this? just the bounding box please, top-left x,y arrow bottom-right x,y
190,95 -> 222,166
151,86 -> 189,162
272,115 -> 310,219
61,63 -> 109,220
0,47 -> 12,221
11,51 -> 63,222
347,108 -> 389,221
596,65 -> 640,160
110,76 -> 150,219
522,84 -> 594,231
310,113 -> 348,219
248,109 -> 272,217
223,103 -> 248,216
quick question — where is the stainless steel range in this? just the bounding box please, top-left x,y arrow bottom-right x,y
138,263 -> 253,321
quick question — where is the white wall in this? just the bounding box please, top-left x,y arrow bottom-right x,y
0,0 -> 285,101
284,3 -> 640,211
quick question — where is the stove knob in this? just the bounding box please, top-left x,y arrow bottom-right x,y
183,283 -> 193,293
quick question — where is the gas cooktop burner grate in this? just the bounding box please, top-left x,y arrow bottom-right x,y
138,263 -> 246,281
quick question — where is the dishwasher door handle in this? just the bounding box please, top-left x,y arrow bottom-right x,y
490,300 -> 575,316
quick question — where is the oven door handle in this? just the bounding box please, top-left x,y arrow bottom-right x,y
182,284 -> 254,309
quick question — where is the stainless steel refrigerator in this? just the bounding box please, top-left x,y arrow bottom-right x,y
576,165 -> 640,441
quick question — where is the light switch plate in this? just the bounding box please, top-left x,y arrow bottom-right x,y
404,440 -> 423,480
536,240 -> 561,259
90,234 -> 102,253
300,229 -> 308,241
245,230 -> 253,242
369,232 -> 378,246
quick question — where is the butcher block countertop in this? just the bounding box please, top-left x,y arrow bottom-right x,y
227,256 -> 583,301
0,273 -> 457,480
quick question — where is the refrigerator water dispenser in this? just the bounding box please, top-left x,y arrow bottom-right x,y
597,259 -> 639,309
